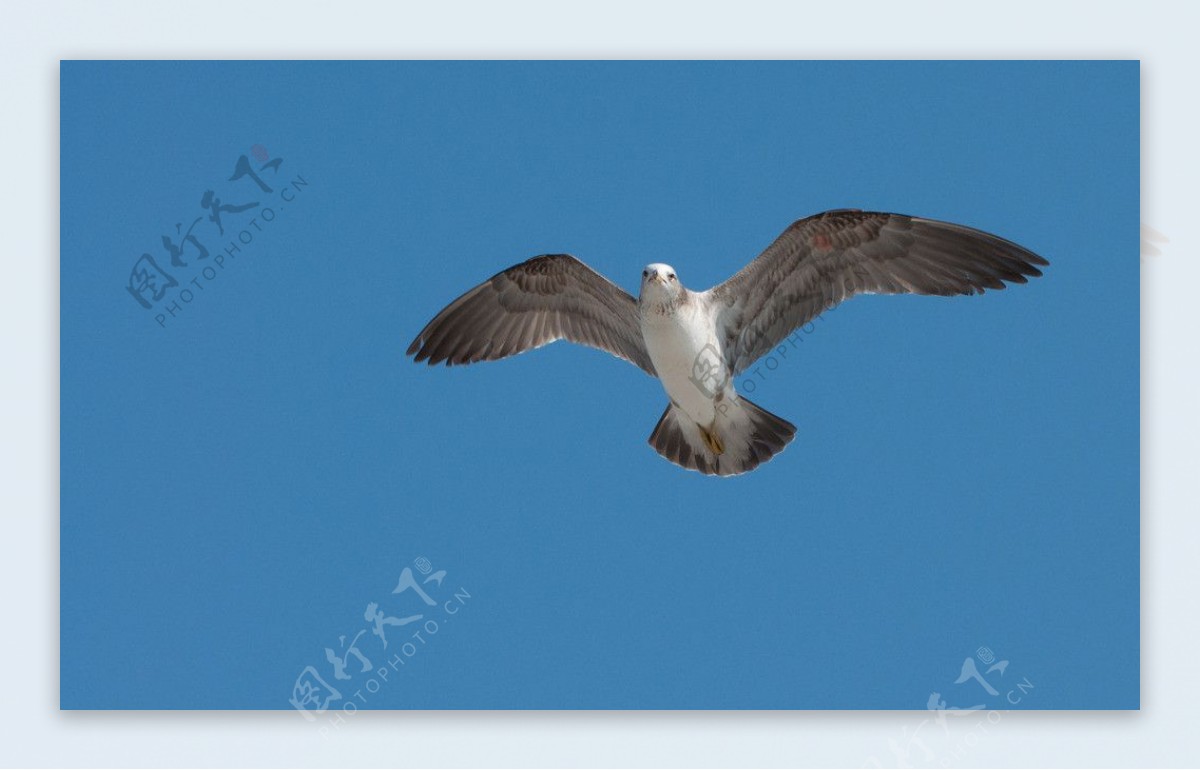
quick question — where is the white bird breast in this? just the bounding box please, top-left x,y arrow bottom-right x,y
641,296 -> 729,426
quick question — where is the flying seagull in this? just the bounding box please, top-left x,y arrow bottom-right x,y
407,209 -> 1047,476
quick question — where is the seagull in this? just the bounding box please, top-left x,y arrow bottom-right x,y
407,209 -> 1048,476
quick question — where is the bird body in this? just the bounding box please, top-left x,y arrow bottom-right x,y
639,273 -> 723,428
636,263 -> 797,472
407,210 -> 1048,476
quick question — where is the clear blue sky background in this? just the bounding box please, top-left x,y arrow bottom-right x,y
61,61 -> 1138,710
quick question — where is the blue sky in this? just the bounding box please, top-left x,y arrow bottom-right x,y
61,61 -> 1138,710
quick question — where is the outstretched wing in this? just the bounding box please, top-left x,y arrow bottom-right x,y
708,210 -> 1049,375
407,254 -> 655,374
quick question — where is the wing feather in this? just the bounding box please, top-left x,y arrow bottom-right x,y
407,254 -> 654,375
708,210 -> 1048,375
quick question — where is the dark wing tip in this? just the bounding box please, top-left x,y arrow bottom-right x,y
406,330 -> 440,364
908,215 -> 1050,295
407,333 -> 461,366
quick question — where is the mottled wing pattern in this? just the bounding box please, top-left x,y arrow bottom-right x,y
708,210 -> 1049,375
407,254 -> 655,375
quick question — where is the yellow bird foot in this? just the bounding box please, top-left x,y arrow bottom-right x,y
700,426 -> 725,456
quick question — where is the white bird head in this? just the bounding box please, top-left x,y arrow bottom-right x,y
640,263 -> 683,302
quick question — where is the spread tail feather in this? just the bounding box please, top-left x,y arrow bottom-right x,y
647,397 -> 796,476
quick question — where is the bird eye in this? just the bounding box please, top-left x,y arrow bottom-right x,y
668,273 -> 676,280
642,270 -> 649,277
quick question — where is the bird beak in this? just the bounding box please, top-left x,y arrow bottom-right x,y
652,273 -> 667,285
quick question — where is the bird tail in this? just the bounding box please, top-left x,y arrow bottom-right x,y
647,396 -> 796,476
